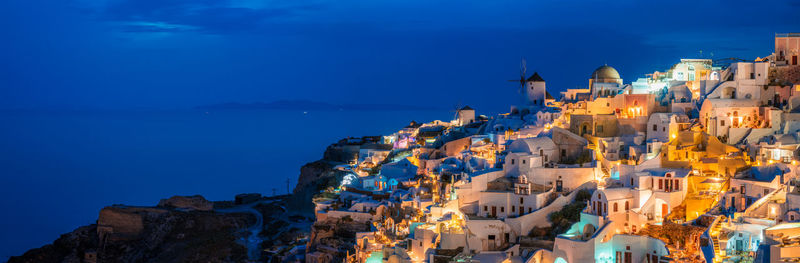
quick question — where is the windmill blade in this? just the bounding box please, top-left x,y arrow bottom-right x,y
452,103 -> 461,120
519,58 -> 527,94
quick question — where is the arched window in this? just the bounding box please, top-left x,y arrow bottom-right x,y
613,202 -> 618,212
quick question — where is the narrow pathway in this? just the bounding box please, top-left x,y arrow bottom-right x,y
218,202 -> 265,261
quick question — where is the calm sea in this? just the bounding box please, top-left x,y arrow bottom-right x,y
0,109 -> 448,259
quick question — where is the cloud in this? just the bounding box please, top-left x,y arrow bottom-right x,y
90,0 -> 323,35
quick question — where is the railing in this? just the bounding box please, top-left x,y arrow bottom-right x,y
741,186 -> 783,219
708,215 -> 727,263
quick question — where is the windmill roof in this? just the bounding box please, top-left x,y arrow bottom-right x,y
460,105 -> 474,111
527,72 -> 545,82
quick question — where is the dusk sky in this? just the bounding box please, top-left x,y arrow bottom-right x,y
2,0 -> 799,113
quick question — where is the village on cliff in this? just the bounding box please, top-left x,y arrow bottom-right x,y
304,33 -> 800,263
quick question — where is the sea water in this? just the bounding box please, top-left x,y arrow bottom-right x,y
0,108 -> 447,259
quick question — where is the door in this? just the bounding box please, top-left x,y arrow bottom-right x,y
491,206 -> 497,217
662,204 -> 669,217
793,55 -> 797,65
556,180 -> 563,192
624,252 -> 632,263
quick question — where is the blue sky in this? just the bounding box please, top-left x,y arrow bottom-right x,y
1,0 -> 799,113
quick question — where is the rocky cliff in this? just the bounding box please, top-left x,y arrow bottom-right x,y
9,199 -> 252,263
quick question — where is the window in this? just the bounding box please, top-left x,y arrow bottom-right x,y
625,201 -> 629,210
500,207 -> 504,213
750,73 -> 755,79
488,235 -> 495,240
764,189 -> 770,196
652,124 -> 657,131
741,185 -> 746,194
721,120 -> 725,126
604,203 -> 608,214
658,179 -> 663,190
484,206 -> 488,211
630,178 -> 634,186
520,197 -> 524,204
528,207 -> 532,213
613,202 -> 618,212
522,160 -> 526,164
662,127 -> 665,132
674,179 -> 680,190
512,206 -> 515,212
511,159 -> 515,165
561,149 -> 566,158
596,125 -> 604,133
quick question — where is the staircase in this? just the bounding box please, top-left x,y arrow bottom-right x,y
709,215 -> 727,263
742,186 -> 784,219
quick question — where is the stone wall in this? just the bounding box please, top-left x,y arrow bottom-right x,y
157,195 -> 213,211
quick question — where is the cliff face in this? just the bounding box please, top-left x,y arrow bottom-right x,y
307,218 -> 371,262
9,199 -> 252,263
288,145 -> 352,214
